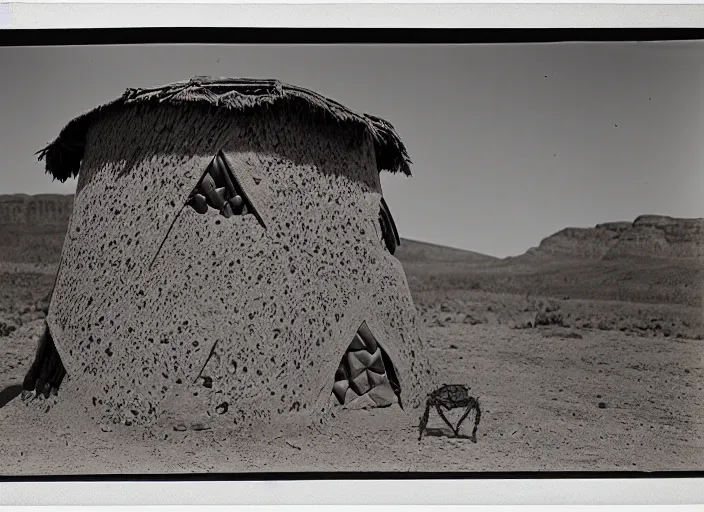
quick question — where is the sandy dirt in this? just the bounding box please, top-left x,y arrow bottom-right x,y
1,311 -> 702,475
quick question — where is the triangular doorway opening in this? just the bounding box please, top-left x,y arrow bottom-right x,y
332,321 -> 401,409
186,151 -> 264,228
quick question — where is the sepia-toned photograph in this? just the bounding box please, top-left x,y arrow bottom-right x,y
0,39 -> 702,476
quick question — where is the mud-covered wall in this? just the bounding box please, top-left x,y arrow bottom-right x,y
47,103 -> 438,429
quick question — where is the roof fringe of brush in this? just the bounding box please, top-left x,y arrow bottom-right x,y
36,76 -> 413,183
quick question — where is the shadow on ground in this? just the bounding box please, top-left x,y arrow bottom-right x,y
0,384 -> 22,408
421,427 -> 476,441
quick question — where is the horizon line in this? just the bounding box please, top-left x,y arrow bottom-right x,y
1,192 -> 702,260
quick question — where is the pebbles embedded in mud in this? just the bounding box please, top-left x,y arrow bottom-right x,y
190,194 -> 208,214
367,370 -> 387,388
334,364 -> 348,382
343,387 -> 359,404
368,384 -> 397,407
346,351 -> 367,379
357,323 -> 378,352
230,195 -> 244,214
355,348 -> 385,375
215,187 -> 227,204
348,334 -> 365,351
221,201 -> 233,218
350,370 -> 371,395
332,380 -> 349,404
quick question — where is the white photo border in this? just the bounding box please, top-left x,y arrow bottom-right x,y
0,1 -> 702,508
1,2 -> 703,30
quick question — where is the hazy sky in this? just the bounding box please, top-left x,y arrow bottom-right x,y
1,42 -> 702,257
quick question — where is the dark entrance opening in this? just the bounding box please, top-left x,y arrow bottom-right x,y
22,322 -> 66,398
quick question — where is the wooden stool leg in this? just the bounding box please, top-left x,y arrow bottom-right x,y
418,402 -> 431,441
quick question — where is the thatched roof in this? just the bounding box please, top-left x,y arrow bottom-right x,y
37,76 -> 412,183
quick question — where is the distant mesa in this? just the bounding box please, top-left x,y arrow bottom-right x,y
0,194 -> 74,264
514,214 -> 704,262
0,194 -> 73,226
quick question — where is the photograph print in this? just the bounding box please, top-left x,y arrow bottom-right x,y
0,38 -> 702,476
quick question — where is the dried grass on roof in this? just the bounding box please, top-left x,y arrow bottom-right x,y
37,76 -> 412,183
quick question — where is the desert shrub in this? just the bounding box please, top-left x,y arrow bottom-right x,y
597,320 -> 611,330
463,313 -> 485,325
534,311 -> 565,327
511,319 -> 535,330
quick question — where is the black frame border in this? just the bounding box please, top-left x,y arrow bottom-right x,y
1,470 -> 704,482
1,27 -> 704,46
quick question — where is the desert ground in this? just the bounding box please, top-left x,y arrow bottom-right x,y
0,196 -> 702,474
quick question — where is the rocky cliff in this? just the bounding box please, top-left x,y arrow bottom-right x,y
0,194 -> 73,264
518,215 -> 704,262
